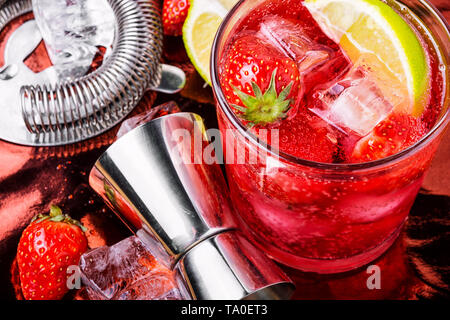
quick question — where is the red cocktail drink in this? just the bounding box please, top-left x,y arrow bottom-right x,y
211,0 -> 449,273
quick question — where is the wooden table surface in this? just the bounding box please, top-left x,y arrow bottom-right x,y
0,0 -> 448,300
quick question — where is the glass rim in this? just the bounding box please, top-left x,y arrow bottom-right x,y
210,0 -> 450,172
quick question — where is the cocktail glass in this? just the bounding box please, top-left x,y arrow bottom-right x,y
211,0 -> 450,273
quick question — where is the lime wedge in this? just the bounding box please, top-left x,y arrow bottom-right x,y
218,0 -> 240,10
183,0 -> 239,85
305,0 -> 429,116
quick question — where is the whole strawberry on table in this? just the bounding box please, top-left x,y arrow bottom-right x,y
16,205 -> 88,300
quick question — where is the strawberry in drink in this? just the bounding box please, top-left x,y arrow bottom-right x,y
212,0 -> 448,272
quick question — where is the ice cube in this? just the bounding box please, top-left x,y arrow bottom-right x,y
259,16 -> 310,60
79,235 -> 184,300
297,50 -> 331,74
115,275 -> 184,300
309,65 -> 394,137
32,0 -> 116,80
257,16 -> 351,91
259,15 -> 330,68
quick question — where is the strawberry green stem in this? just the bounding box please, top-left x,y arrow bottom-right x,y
232,68 -> 293,126
50,205 -> 63,218
32,205 -> 87,233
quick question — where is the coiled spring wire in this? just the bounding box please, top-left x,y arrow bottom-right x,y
19,0 -> 164,145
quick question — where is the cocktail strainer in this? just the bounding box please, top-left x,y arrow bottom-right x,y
0,0 -> 185,146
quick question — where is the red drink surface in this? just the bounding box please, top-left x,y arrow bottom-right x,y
219,0 -> 444,164
216,0 -> 446,272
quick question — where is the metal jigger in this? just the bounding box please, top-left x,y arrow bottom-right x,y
89,113 -> 295,300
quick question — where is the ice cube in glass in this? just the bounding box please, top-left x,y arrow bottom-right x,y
257,15 -> 351,91
308,56 -> 404,137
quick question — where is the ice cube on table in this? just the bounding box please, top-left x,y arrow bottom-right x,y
309,65 -> 394,137
115,275 -> 184,300
32,0 -> 116,81
79,235 -> 184,300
